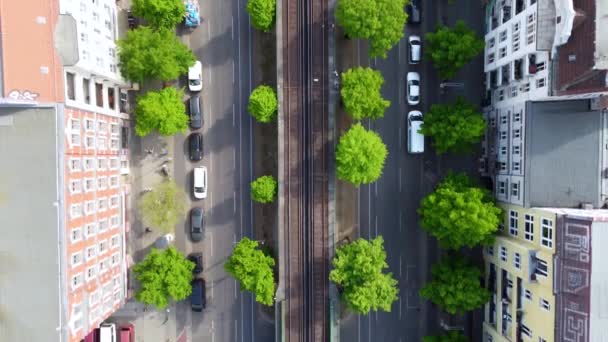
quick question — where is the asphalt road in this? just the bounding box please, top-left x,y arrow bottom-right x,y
339,0 -> 485,340
171,0 -> 274,341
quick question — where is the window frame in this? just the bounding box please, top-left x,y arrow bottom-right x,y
500,246 -> 508,262
524,214 -> 534,241
509,210 -> 519,236
514,252 -> 521,269
541,218 -> 553,248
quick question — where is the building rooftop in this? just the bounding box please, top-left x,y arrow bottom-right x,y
0,105 -> 67,341
524,99 -> 606,208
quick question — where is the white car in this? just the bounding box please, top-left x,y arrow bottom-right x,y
407,72 -> 420,105
188,60 -> 203,92
408,35 -> 421,64
193,166 -> 207,199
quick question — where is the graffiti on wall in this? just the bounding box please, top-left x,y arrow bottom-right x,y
7,89 -> 39,101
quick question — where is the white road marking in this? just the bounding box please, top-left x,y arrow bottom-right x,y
207,19 -> 211,41
375,215 -> 378,237
233,60 -> 236,84
210,232 -> 214,257
368,315 -> 371,342
234,319 -> 238,342
399,296 -> 402,320
233,103 -> 236,127
399,255 -> 403,276
211,280 -> 214,299
231,15 -> 234,40
399,126 -> 402,151
358,315 -> 361,342
233,191 -> 237,213
233,147 -> 237,170
368,185 -> 371,238
399,168 -> 402,192
399,213 -> 403,232
251,295 -> 255,342
374,181 -> 377,198
212,320 -> 215,342
234,279 -> 238,299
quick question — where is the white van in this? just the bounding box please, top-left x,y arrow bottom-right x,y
99,322 -> 116,342
193,166 -> 207,199
407,110 -> 424,154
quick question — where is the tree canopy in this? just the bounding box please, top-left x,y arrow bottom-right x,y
340,67 -> 390,120
131,0 -> 186,30
423,331 -> 468,342
418,172 -> 502,249
247,0 -> 276,31
138,180 -> 188,233
425,20 -> 485,79
336,123 -> 388,186
248,85 -> 278,123
117,27 -> 196,83
329,236 -> 398,314
225,238 -> 276,306
250,175 -> 278,204
420,97 -> 486,154
336,0 -> 409,58
133,246 -> 194,309
419,257 -> 491,315
134,87 -> 189,137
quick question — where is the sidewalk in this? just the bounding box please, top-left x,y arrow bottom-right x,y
109,301 -> 187,342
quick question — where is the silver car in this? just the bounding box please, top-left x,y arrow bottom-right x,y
407,72 -> 421,106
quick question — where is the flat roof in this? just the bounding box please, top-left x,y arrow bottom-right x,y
524,99 -> 605,207
0,105 -> 66,341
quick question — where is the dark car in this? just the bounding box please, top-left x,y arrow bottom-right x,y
191,278 -> 206,312
406,0 -> 421,24
188,252 -> 204,274
188,132 -> 203,161
189,95 -> 202,129
190,207 -> 204,242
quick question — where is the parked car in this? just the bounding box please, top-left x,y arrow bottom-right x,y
83,328 -> 99,342
190,207 -> 204,242
406,0 -> 421,24
193,166 -> 208,199
407,110 -> 425,154
191,278 -> 207,312
407,72 -> 421,105
189,95 -> 202,129
188,132 -> 203,161
183,0 -> 201,29
188,253 -> 204,274
188,61 -> 203,92
119,324 -> 134,342
408,35 -> 421,64
99,323 -> 116,342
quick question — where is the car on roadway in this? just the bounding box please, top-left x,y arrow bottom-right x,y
189,95 -> 203,129
188,132 -> 203,161
408,35 -> 421,64
407,110 -> 425,154
188,253 -> 204,274
193,166 -> 207,199
119,324 -> 135,342
407,72 -> 421,105
188,60 -> 203,92
190,207 -> 204,242
407,0 -> 421,24
191,278 -> 206,312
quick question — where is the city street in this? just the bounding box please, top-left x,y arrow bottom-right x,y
339,0 -> 485,340
171,0 -> 274,341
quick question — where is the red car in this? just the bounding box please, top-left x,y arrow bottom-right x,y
119,324 -> 134,342
82,328 -> 99,342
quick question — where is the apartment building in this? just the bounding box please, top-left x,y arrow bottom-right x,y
483,203 -> 608,342
481,0 -> 608,207
0,0 -> 131,341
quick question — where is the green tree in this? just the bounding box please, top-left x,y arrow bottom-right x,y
248,85 -> 278,123
336,123 -> 388,186
225,237 -> 276,306
419,257 -> 490,315
134,87 -> 188,137
425,20 -> 485,79
247,0 -> 276,31
131,0 -> 186,30
330,236 -> 398,314
133,246 -> 195,309
423,331 -> 468,342
138,180 -> 188,233
420,97 -> 486,154
418,173 -> 502,249
336,0 -> 409,58
117,27 -> 196,83
340,67 -> 390,120
250,175 -> 278,204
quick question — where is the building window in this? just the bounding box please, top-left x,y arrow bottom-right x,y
86,266 -> 97,281
536,78 -> 546,88
500,131 -> 507,140
71,273 -> 84,289
70,180 -> 82,194
514,112 -> 521,122
96,83 -> 104,107
501,146 -> 507,155
111,252 -> 120,265
513,22 -> 520,32
85,223 -> 97,238
98,158 -> 107,170
509,210 -> 519,236
85,200 -> 95,215
514,252 -> 521,269
536,258 -> 548,277
524,215 -> 534,241
99,219 -> 109,232
86,246 -> 97,260
498,89 -> 505,101
99,258 -> 110,274
110,138 -> 120,150
512,162 -> 520,172
500,162 -> 507,171
70,204 -> 82,219
537,62 -> 546,71
99,240 -> 108,254
85,119 -> 95,131
500,246 -> 507,262
70,133 -> 81,146
83,78 -> 91,104
511,182 -> 519,197
540,298 -> 550,311
499,47 -> 507,59
488,38 -> 495,48
111,234 -> 120,248
525,289 -> 532,300
108,87 -> 116,110
500,115 -> 507,124
98,137 -> 107,150
511,85 -> 518,97
111,215 -> 120,228
513,129 -> 521,138
541,218 -> 553,248
85,178 -> 95,192
66,72 -> 76,100
85,136 -> 95,149
98,198 -> 107,212
499,30 -> 507,42
70,158 -> 81,172
70,118 -> 81,131
71,252 -> 83,267
513,145 -> 521,155
90,289 -> 101,306
521,324 -> 532,337
110,195 -> 119,208
498,181 -> 506,195
110,123 -> 119,135
98,177 -> 107,190
487,246 -> 494,256
110,175 -> 119,188
488,53 -> 495,64
98,120 -> 107,133
84,158 -> 95,170
539,338 -> 546,342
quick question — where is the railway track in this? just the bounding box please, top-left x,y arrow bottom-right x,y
281,0 -> 328,338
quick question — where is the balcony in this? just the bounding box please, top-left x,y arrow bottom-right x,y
528,54 -> 537,74
501,302 -> 512,337
515,0 -> 524,14
514,59 -> 524,80
501,65 -> 511,86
